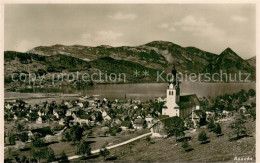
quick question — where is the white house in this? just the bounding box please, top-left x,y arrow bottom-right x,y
145,115 -> 153,128
36,117 -> 42,124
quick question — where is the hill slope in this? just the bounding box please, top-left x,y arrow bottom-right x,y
203,48 -> 255,81
27,41 -> 218,73
4,41 -> 256,89
246,56 -> 256,68
4,51 -> 165,90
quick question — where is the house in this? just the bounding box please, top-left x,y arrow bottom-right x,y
78,102 -> 84,108
121,121 -> 132,130
155,97 -> 166,103
239,106 -> 247,114
150,117 -> 175,138
222,110 -> 232,118
36,117 -> 42,124
102,111 -> 111,121
59,118 -> 65,125
28,131 -> 33,141
133,118 -> 145,129
145,115 -> 154,128
53,110 -> 59,119
206,111 -> 215,120
162,66 -> 200,121
5,103 -> 12,110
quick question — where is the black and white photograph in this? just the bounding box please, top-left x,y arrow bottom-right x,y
2,2 -> 258,162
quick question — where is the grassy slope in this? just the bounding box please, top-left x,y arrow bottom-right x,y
86,118 -> 255,162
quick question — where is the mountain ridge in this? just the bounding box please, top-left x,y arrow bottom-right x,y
4,41 -> 255,90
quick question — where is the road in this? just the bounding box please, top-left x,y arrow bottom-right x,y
68,132 -> 152,160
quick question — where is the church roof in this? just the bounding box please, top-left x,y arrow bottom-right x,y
178,94 -> 200,110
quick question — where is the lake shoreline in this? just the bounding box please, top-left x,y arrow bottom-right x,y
4,82 -> 256,102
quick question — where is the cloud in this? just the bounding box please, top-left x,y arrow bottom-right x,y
81,30 -> 124,46
108,12 -> 137,20
174,15 -> 213,31
174,15 -> 225,41
169,27 -> 176,32
13,39 -> 41,52
231,15 -> 248,23
157,23 -> 176,32
158,23 -> 169,29
81,33 -> 91,39
96,31 -> 123,41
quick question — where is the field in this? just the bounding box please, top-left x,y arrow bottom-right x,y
4,125 -> 150,161
83,117 -> 255,162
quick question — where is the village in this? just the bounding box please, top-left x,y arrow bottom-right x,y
4,68 -> 256,162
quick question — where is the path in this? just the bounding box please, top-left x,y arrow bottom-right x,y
68,132 -> 152,160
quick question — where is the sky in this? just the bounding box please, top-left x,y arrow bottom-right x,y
4,4 -> 256,59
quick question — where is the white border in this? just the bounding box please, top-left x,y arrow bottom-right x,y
0,1 -> 259,163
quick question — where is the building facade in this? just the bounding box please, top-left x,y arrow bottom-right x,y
162,66 -> 200,120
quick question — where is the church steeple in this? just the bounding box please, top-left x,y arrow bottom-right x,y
169,64 -> 180,103
171,64 -> 177,77
171,64 -> 178,85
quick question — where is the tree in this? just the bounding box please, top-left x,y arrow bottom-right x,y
143,120 -> 148,129
76,140 -> 91,157
165,116 -> 186,141
9,134 -> 16,145
4,114 -> 8,121
32,139 -> 45,148
182,140 -> 193,152
198,131 -> 209,144
207,118 -> 215,131
60,151 -> 69,162
99,146 -> 110,160
182,140 -> 189,149
69,124 -> 84,143
229,116 -> 247,138
20,155 -> 29,163
213,123 -> 222,136
17,124 -> 24,132
248,89 -> 256,97
31,146 -> 48,163
63,131 -> 72,142
251,102 -> 256,108
249,109 -> 256,121
20,132 -> 29,142
47,147 -> 56,162
145,136 -> 151,144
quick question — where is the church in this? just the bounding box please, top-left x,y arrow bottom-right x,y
150,66 -> 202,137
162,66 -> 200,119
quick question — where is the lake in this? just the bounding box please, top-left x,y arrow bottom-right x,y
5,82 -> 256,101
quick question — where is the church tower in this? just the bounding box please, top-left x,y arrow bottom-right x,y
171,65 -> 180,103
162,65 -> 181,117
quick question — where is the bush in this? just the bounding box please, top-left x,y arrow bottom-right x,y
198,131 -> 209,144
76,140 -> 91,156
207,118 -> 215,131
20,132 -> 29,142
229,116 -> 247,138
60,151 -> 69,162
100,146 -> 110,160
213,123 -> 222,136
145,136 -> 152,144
182,140 -> 189,149
9,134 -> 16,145
182,140 -> 193,152
248,89 -> 256,97
47,147 -> 56,162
